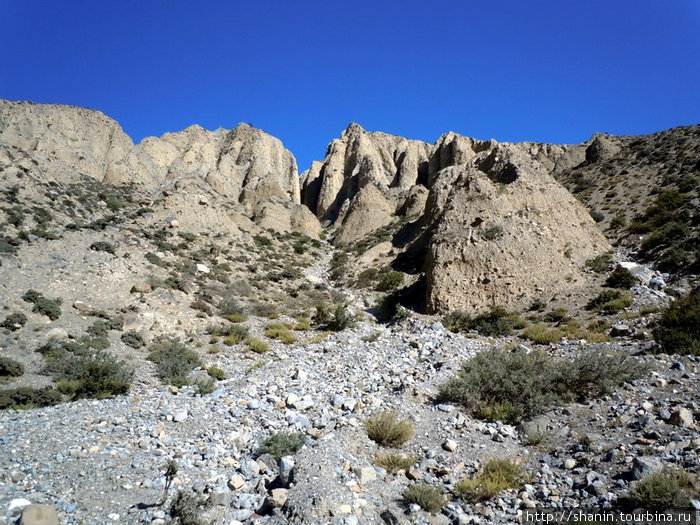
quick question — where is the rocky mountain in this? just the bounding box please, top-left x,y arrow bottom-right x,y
0,100 -> 320,238
302,123 -> 611,313
0,100 -> 698,525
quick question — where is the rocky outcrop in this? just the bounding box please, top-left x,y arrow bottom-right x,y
425,143 -> 610,313
303,123 -> 610,313
300,123 -> 431,242
0,100 -> 318,236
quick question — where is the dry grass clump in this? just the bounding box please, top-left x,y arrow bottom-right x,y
402,483 -> 444,513
373,453 -> 417,474
264,323 -> 296,344
455,459 -> 528,501
364,410 -> 414,446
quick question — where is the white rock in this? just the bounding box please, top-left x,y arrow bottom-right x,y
196,263 -> 210,274
173,409 -> 188,422
443,439 -> 458,452
353,465 -> 377,485
45,328 -> 69,341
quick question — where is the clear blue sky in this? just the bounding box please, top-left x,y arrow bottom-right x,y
1,0 -> 699,172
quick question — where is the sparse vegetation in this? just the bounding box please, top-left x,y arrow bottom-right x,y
364,410 -> 415,446
169,490 -> 209,525
629,467 -> 698,511
402,483 -> 444,513
585,289 -> 632,314
443,307 -> 522,336
455,459 -> 528,501
0,386 -> 63,410
90,241 -> 116,255
256,431 -> 306,461
264,323 -> 296,344
438,347 -> 648,424
1,312 -> 27,331
522,324 -> 564,344
148,338 -> 202,387
0,356 -> 24,378
245,338 -> 270,353
584,252 -> 613,273
652,289 -> 699,355
121,331 -> 145,349
605,265 -> 636,289
376,271 -> 404,292
374,453 -> 416,474
22,289 -> 62,320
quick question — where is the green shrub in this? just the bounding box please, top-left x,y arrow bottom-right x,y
250,302 -> 278,319
256,431 -> 306,461
253,234 -> 272,247
264,323 -> 296,344
169,490 -> 209,525
0,386 -> 63,410
630,467 -> 697,510
87,318 -> 122,338
246,338 -> 270,353
528,298 -> 547,312
207,366 -> 225,380
605,266 -> 636,289
542,307 -> 569,323
456,459 -> 528,501
22,290 -> 62,320
402,484 -> 444,513
438,347 -> 647,424
223,324 -> 249,345
481,223 -> 504,241
314,303 -> 355,331
376,271 -> 404,292
1,312 -> 27,331
364,410 -> 415,446
0,356 -> 24,377
52,351 -> 133,399
148,338 -> 202,387
144,252 -> 169,267
443,307 -> 521,336
374,453 -> 416,474
0,236 -> 19,254
522,324 -> 564,344
121,331 -> 145,349
584,253 -> 613,273
90,241 -> 116,255
586,289 -> 632,314
652,289 -> 699,355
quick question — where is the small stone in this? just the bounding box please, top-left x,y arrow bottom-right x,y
436,404 -> 454,413
380,509 -> 400,525
279,456 -> 295,486
353,465 -> 377,485
228,474 -> 245,490
130,283 -> 152,294
610,324 -> 632,337
339,504 -> 352,514
268,488 -> 288,508
198,195 -> 209,205
443,439 -> 458,452
669,407 -> 695,429
173,409 -> 188,422
653,378 -> 668,388
564,458 -> 576,470
20,505 -> 60,525
632,456 -> 663,480
196,263 -> 210,274
285,393 -> 300,406
108,513 -> 120,520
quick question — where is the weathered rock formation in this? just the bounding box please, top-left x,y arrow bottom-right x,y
300,123 -> 431,242
302,123 -> 610,313
425,142 -> 609,313
0,100 -> 319,237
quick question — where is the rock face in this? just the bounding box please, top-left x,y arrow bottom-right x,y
0,99 -> 318,237
300,123 -> 432,242
302,123 -> 610,313
425,143 -> 609,313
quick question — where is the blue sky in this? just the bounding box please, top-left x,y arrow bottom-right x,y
1,0 -> 699,172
